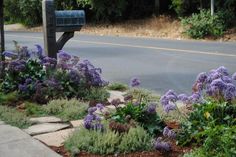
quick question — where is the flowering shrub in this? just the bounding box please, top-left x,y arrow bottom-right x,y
0,44 -> 107,103
110,78 -> 164,135
159,66 -> 236,155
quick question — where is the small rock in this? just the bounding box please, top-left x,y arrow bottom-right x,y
30,116 -> 62,124
108,90 -> 125,103
105,105 -> 116,110
70,120 -> 83,128
33,128 -> 75,147
24,123 -> 70,136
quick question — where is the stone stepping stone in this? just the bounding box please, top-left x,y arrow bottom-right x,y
24,123 -> 70,136
70,120 -> 83,128
33,128 -> 75,147
30,116 -> 62,124
108,90 -> 125,103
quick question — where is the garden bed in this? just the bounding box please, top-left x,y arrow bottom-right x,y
0,44 -> 236,157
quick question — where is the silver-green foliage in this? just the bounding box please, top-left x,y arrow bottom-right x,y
118,126 -> 152,153
65,127 -> 120,155
44,99 -> 88,121
65,125 -> 153,155
0,105 -> 31,128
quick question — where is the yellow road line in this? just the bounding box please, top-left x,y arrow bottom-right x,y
6,34 -> 236,57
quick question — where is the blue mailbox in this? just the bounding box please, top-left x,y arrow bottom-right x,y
55,10 -> 85,32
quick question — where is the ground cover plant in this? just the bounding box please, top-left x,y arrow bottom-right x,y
25,99 -> 89,121
0,44 -> 108,104
0,105 -> 31,128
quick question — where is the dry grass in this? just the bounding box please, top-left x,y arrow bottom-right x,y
81,15 -> 184,39
4,15 -> 236,41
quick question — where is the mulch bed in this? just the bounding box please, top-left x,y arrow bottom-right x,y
49,140 -> 191,157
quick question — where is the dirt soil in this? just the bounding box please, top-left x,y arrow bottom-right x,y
5,15 -> 236,42
49,143 -> 192,157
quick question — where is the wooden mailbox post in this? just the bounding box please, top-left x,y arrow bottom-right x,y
42,0 -> 85,58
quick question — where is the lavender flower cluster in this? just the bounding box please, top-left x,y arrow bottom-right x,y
154,126 -> 176,152
161,66 -> 236,113
1,44 -> 107,102
194,66 -> 236,102
83,104 -> 105,130
78,60 -> 107,87
130,77 -> 141,87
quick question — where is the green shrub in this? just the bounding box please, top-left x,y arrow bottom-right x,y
107,82 -> 128,91
44,99 -> 89,121
0,105 -> 31,128
177,101 -> 236,146
4,0 -> 42,27
181,10 -> 227,39
0,92 -> 19,105
111,102 -> 164,136
84,87 -> 110,102
126,88 -> 160,103
118,126 -> 152,153
25,102 -> 46,116
65,125 -> 152,155
183,125 -> 236,157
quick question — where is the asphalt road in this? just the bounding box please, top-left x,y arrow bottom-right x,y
4,31 -> 236,94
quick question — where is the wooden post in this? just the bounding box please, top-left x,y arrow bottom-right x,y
0,0 -> 5,57
42,0 -> 57,58
0,0 -> 5,79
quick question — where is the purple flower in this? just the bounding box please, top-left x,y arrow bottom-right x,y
58,50 -> 71,61
163,126 -> 176,139
232,72 -> 236,80
163,103 -> 176,113
165,90 -> 177,97
42,57 -> 57,69
96,103 -> 104,111
25,78 -> 32,84
130,77 -> 141,87
178,94 -> 189,103
88,107 -> 97,114
35,44 -> 43,58
160,95 -> 169,106
154,138 -> 171,152
167,130 -> 176,139
210,79 -> 226,91
216,66 -> 229,76
163,127 -> 170,137
224,83 -> 236,101
188,92 -> 201,104
222,76 -> 232,83
147,103 -> 157,114
196,72 -> 207,83
166,94 -> 178,102
18,84 -> 28,92
3,51 -> 17,58
69,70 -> 80,83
